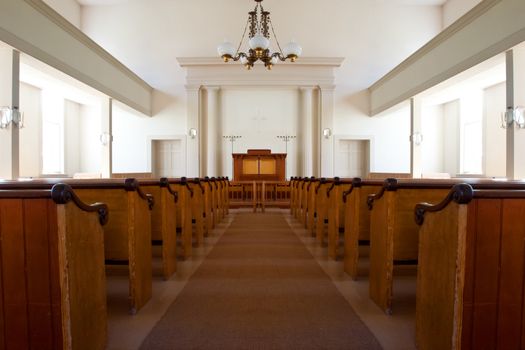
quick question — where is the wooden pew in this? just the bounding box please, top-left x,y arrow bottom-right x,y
202,177 -> 214,236
0,184 -> 108,349
0,178 -> 154,314
138,178 -> 178,280
222,177 -> 230,216
188,178 -> 206,246
297,177 -> 309,222
367,178 -> 459,314
367,178 -> 525,315
415,184 -> 525,350
342,178 -> 383,279
314,178 -> 333,245
326,178 -> 352,259
306,177 -> 320,234
289,177 -> 298,216
164,177 -> 193,259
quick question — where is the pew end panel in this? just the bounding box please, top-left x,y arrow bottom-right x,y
416,201 -> 466,350
369,190 -> 395,314
343,183 -> 382,280
415,185 -> 525,350
0,187 -> 107,350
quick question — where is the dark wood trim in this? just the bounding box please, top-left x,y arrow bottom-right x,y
191,178 -> 205,194
326,177 -> 340,197
160,178 -> 179,203
181,177 -> 194,197
415,184 -> 525,225
0,189 -> 51,198
125,178 -> 154,210
315,178 -> 328,194
51,183 -> 109,226
367,178 -> 398,210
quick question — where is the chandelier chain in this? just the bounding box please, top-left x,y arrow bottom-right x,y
269,19 -> 284,56
236,17 -> 250,56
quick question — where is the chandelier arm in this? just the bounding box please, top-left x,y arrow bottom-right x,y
269,18 -> 285,57
271,52 -> 286,62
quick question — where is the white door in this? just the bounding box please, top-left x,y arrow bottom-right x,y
336,139 -> 368,178
153,140 -> 184,177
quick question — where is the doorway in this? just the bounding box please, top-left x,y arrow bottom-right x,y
335,139 -> 369,178
152,139 -> 185,177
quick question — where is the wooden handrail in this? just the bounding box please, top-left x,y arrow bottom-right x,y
326,177 -> 340,197
367,178 -> 398,210
342,178 -> 362,203
181,177 -> 194,197
160,178 -> 179,203
125,178 -> 154,210
51,183 -> 109,225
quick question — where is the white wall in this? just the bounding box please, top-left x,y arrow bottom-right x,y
421,104 -> 444,174
112,91 -> 187,174
334,91 -> 411,173
43,0 -> 81,28
442,0 -> 482,28
483,82 -> 506,177
64,99 -> 80,175
19,82 -> 41,177
443,99 -> 460,176
220,88 -> 300,178
79,104 -> 101,173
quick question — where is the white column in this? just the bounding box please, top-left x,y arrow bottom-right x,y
410,97 -> 422,178
186,85 -> 201,177
509,46 -> 525,179
0,48 -> 19,180
300,86 -> 315,177
320,85 -> 335,177
100,97 -> 112,178
205,86 -> 221,177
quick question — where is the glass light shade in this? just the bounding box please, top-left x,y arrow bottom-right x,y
271,56 -> 279,65
283,41 -> 302,58
240,56 -> 249,65
249,34 -> 270,50
217,41 -> 236,57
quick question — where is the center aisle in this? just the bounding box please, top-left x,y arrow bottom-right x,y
140,211 -> 382,349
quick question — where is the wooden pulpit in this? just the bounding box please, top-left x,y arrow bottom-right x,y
232,149 -> 286,182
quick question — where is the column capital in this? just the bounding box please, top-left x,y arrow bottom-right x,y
185,84 -> 201,92
318,84 -> 336,92
203,85 -> 221,92
299,86 -> 316,92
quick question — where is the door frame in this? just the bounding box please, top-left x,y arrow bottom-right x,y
148,135 -> 187,177
333,135 -> 373,177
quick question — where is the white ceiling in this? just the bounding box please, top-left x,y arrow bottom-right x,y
76,0 -> 448,6
75,0 -> 459,97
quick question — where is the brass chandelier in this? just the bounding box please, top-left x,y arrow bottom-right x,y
217,0 -> 302,70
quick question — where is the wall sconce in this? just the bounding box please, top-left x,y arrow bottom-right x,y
99,132 -> 112,146
322,128 -> 332,139
410,132 -> 423,146
0,106 -> 23,129
189,128 -> 197,139
501,106 -> 525,129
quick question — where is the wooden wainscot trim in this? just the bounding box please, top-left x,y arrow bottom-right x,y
367,178 -> 398,210
414,183 -> 474,225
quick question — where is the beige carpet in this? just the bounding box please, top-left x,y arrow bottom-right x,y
140,211 -> 382,349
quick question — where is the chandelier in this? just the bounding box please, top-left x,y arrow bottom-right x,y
217,0 -> 302,70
